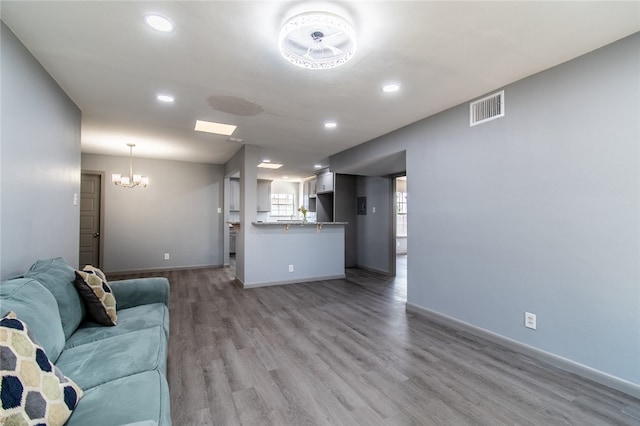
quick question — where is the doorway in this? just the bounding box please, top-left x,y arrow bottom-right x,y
393,175 -> 407,299
79,171 -> 104,268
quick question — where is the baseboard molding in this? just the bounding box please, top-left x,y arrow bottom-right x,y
406,302 -> 640,399
241,274 -> 346,289
106,264 -> 223,275
356,264 -> 392,276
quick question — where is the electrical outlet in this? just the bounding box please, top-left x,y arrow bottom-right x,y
525,312 -> 537,330
217,207 -> 222,213
164,253 -> 170,261
288,264 -> 294,272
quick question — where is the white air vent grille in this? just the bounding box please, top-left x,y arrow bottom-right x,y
470,90 -> 504,126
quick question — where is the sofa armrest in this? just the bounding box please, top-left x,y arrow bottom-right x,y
109,277 -> 170,309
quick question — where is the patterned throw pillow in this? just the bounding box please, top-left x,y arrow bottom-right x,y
74,265 -> 117,326
0,312 -> 83,426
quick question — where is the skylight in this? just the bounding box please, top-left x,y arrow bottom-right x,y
258,162 -> 283,169
194,120 -> 237,136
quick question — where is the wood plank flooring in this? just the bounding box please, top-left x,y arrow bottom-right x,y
110,260 -> 640,425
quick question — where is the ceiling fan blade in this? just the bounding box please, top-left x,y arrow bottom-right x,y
325,44 -> 343,55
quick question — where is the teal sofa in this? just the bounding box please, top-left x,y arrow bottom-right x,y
0,257 -> 171,425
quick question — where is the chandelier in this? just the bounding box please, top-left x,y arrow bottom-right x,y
279,11 -> 357,70
111,144 -> 149,188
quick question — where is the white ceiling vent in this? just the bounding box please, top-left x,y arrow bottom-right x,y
470,90 -> 504,126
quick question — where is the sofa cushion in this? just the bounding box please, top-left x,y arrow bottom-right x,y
55,326 -> 167,391
64,303 -> 169,350
109,277 -> 170,310
74,266 -> 117,326
0,312 -> 83,426
25,257 -> 85,339
65,370 -> 170,426
0,278 -> 66,362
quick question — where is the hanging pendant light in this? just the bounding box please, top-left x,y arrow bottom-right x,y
111,144 -> 149,188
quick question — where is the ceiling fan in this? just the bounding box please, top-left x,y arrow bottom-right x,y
279,11 -> 357,70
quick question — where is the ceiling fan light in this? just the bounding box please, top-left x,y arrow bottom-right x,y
279,11 -> 357,70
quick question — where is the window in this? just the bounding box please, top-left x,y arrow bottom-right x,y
396,191 -> 407,237
271,193 -> 295,217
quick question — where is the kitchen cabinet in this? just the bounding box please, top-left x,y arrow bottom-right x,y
257,179 -> 272,212
308,178 -> 317,198
230,178 -> 240,211
302,179 -> 317,212
229,226 -> 236,254
316,171 -> 333,194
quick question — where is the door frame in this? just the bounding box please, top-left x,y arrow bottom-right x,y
80,170 -> 106,269
388,172 -> 407,277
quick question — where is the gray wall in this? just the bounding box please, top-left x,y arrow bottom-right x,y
1,22 -> 81,279
81,154 -> 224,273
355,176 -> 393,273
334,174 -> 357,267
243,225 -> 345,288
332,34 -> 640,389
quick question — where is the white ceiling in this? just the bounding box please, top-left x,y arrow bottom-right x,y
2,1 -> 639,180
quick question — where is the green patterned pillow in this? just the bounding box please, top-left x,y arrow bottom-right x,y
74,265 -> 117,326
0,311 -> 83,425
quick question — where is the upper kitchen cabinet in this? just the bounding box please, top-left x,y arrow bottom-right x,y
230,178 -> 240,211
307,178 -> 317,198
257,179 -> 272,212
302,178 -> 317,212
316,171 -> 333,194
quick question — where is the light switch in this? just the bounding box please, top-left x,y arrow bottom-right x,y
372,206 -> 376,213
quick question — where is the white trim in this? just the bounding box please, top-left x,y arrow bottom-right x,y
241,274 -> 345,289
406,302 -> 640,399
106,264 -> 222,275
356,264 -> 392,276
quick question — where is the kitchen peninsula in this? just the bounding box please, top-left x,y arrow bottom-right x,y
236,221 -> 347,288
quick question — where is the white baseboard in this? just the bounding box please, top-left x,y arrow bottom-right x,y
356,264 -> 391,276
241,274 -> 346,289
406,302 -> 640,399
107,264 -> 222,275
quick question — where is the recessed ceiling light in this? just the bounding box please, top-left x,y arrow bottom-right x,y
324,121 -> 337,129
156,94 -> 174,103
282,176 -> 289,179
258,162 -> 283,169
382,83 -> 400,93
262,159 -> 271,163
194,120 -> 237,136
145,14 -> 174,32
314,164 -> 323,169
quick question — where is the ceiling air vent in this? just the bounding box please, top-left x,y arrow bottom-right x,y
470,90 -> 504,126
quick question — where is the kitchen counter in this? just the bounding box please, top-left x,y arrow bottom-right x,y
252,221 -> 347,233
252,221 -> 347,226
238,221 -> 346,288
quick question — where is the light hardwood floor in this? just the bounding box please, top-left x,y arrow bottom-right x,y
111,258 -> 640,425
